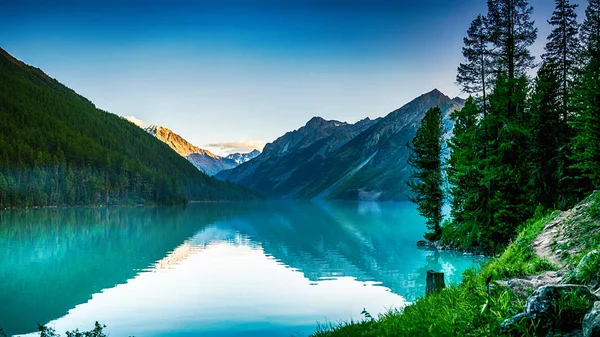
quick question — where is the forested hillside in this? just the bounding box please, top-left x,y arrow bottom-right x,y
0,47 -> 257,208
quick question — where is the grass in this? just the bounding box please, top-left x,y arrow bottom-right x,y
310,211 -> 559,337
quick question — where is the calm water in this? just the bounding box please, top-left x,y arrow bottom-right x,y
0,201 -> 481,337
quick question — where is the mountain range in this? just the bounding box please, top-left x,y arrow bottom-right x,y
0,47 -> 258,208
216,89 -> 464,201
145,125 -> 260,176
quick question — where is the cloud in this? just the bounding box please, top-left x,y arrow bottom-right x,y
207,141 -> 266,154
123,115 -> 144,127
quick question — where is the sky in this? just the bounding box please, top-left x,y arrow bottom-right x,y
0,0 -> 588,155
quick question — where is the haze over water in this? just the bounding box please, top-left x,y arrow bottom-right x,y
0,201 -> 481,336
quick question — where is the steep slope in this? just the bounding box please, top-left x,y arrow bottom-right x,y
0,47 -> 257,207
218,89 -> 463,201
145,125 -> 239,176
226,149 -> 261,165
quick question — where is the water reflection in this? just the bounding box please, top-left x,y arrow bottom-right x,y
0,201 -> 481,336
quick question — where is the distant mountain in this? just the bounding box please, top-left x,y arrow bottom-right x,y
145,125 -> 240,176
217,89 -> 464,201
0,47 -> 258,208
226,149 -> 261,165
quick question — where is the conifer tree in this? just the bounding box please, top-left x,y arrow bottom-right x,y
486,0 -> 538,81
408,107 -> 444,241
570,0 -> 600,191
470,0 -> 537,248
457,14 -> 494,108
447,97 -> 488,248
543,0 -> 580,118
532,0 -> 580,209
529,64 -> 563,208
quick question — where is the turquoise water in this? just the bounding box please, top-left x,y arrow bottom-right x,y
0,201 -> 482,337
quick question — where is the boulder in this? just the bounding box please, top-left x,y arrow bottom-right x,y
502,284 -> 598,334
416,240 -> 434,247
583,301 -> 600,337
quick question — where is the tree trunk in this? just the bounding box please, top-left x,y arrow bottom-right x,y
426,270 -> 445,296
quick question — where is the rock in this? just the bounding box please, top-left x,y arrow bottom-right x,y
503,285 -> 598,334
508,278 -> 536,298
416,240 -> 433,247
500,312 -> 528,333
583,301 -> 600,337
526,284 -> 596,316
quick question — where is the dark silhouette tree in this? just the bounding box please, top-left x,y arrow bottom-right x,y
408,107 -> 444,241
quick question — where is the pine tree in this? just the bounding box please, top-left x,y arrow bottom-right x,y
581,0 -> 600,54
570,0 -> 600,191
447,97 -> 488,248
456,14 -> 495,236
457,14 -> 494,107
408,106 -> 444,241
543,0 -> 580,119
487,0 -> 538,81
529,64 -> 563,208
484,74 -> 533,247
532,0 -> 580,209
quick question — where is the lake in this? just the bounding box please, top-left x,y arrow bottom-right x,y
0,201 -> 481,337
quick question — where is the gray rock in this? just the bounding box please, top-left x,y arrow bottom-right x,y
583,301 -> 600,337
508,278 -> 536,298
500,312 -> 528,333
502,285 -> 598,334
525,285 -> 597,320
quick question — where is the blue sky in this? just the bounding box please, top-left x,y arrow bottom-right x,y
0,0 -> 587,155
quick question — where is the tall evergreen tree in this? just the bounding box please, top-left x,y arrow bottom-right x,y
529,64 -> 563,208
447,97 -> 488,248
457,14 -> 494,108
570,0 -> 600,191
456,14 -> 494,235
581,0 -> 600,54
484,74 -> 534,248
532,0 -> 580,209
486,0 -> 538,81
542,0 -> 580,119
481,0 -> 537,248
408,106 -> 444,241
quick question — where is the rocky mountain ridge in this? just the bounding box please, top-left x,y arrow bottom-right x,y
217,89 -> 464,200
145,125 -> 259,176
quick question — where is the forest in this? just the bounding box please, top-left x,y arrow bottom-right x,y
409,0 -> 600,254
0,48 -> 258,208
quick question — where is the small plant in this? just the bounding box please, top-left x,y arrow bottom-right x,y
575,251 -> 600,284
551,290 -> 596,332
37,322 -> 107,337
360,308 -> 374,321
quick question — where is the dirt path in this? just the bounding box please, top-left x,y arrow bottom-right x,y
532,200 -> 595,270
532,210 -> 570,269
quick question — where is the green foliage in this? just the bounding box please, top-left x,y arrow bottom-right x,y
570,52 -> 600,190
408,106 -> 444,241
573,251 -> 600,285
37,322 -> 107,337
481,210 -> 557,279
0,48 -> 258,208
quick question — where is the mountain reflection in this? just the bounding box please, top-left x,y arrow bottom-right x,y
0,202 -> 480,336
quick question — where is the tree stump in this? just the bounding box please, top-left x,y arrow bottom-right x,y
426,270 -> 445,296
